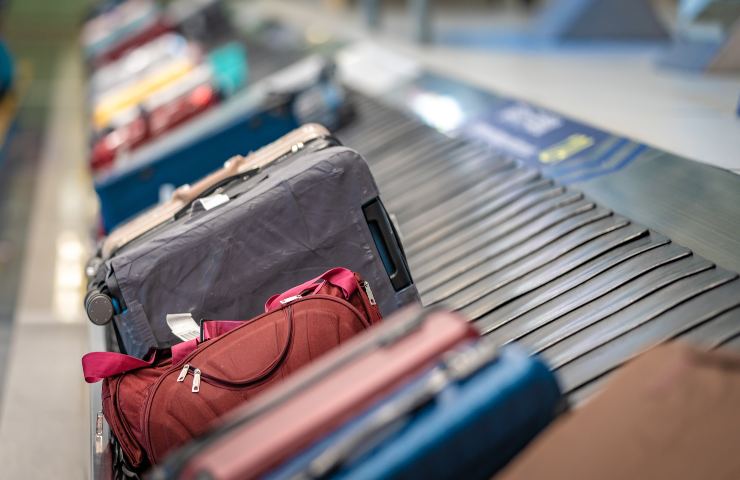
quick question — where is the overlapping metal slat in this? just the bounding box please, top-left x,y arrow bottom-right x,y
336,92 -> 740,399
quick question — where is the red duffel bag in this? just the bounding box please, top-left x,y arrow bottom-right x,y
82,268 -> 382,469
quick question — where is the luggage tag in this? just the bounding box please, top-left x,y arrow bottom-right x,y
194,192 -> 230,211
166,313 -> 200,341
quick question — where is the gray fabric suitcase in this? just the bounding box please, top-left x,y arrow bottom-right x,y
87,131 -> 418,358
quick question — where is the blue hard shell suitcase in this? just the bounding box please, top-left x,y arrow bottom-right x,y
94,55 -> 349,232
266,342 -> 563,480
0,41 -> 14,99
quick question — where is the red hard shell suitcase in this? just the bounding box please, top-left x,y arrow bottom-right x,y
83,268 -> 380,469
153,306 -> 478,480
496,343 -> 740,480
91,74 -> 219,171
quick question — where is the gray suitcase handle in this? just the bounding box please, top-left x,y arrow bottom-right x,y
364,198 -> 413,291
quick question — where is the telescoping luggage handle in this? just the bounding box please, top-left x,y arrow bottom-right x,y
300,338 -> 501,479
150,306 -> 440,480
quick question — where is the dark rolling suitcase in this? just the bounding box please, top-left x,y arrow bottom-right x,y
96,124 -> 332,260
85,127 -> 418,358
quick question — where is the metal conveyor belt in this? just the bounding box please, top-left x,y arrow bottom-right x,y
336,92 -> 740,402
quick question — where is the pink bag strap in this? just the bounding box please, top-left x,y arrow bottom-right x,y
82,351 -> 157,383
264,267 -> 358,312
171,339 -> 198,365
202,320 -> 245,339
171,320 -> 245,364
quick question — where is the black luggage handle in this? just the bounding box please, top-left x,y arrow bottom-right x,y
173,136 -> 341,221
363,198 -> 413,291
173,166 -> 262,221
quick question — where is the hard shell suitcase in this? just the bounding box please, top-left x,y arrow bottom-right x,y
90,74 -> 220,171
92,55 -> 348,232
91,54 -> 197,129
152,307 -> 479,480
266,343 -> 562,480
84,0 -> 231,68
86,124 -> 416,359
88,33 -> 193,99
82,0 -> 163,63
96,123 -> 330,259
82,268 -> 380,470
91,40 -> 246,132
90,42 -> 247,171
496,343 -> 740,480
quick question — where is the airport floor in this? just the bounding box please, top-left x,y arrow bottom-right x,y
0,0 -> 738,478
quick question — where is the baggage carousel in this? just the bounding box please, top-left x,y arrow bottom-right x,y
335,91 -> 740,403
88,15 -> 740,480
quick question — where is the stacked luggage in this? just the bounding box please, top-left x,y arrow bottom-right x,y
85,123 -> 417,357
80,21 -> 566,470
82,117 -> 564,478
80,2 -> 740,479
83,0 -> 351,233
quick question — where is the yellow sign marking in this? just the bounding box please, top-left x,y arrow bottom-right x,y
539,134 -> 595,164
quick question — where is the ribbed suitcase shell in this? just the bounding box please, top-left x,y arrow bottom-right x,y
265,344 -> 561,480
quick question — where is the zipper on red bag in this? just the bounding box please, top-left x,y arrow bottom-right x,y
278,293 -> 373,328
142,294 -> 370,461
168,294 -> 373,392
141,307 -> 289,460
282,278 -> 380,323
174,362 -> 289,391
358,279 -> 382,324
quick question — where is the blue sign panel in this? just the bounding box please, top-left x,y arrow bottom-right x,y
463,100 -> 643,183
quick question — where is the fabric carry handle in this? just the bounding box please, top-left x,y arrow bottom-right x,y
82,351 -> 157,383
264,267 -> 357,312
82,320 -> 246,382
